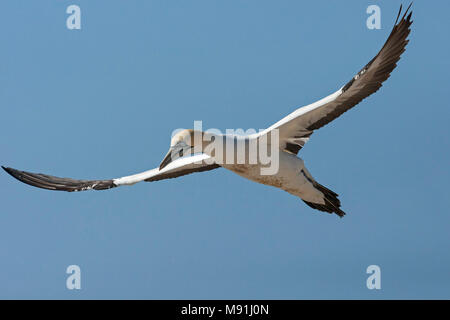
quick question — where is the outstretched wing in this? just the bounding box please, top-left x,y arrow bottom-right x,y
2,154 -> 219,192
262,4 -> 413,155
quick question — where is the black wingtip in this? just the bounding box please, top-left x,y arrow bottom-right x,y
2,166 -> 22,182
394,4 -> 403,25
395,3 -> 413,26
2,166 -> 25,187
2,166 -> 117,192
406,2 -> 413,14
2,166 -> 13,176
401,2 -> 413,21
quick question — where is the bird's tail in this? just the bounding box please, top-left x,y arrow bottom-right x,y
303,182 -> 346,218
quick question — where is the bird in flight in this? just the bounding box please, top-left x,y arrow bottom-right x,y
3,5 -> 413,217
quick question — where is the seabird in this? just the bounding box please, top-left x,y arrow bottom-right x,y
2,5 -> 413,217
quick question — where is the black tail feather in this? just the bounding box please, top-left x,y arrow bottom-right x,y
303,183 -> 346,218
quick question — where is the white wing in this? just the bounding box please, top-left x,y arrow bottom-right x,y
2,154 -> 219,192
115,154 -> 218,184
261,5 -> 413,154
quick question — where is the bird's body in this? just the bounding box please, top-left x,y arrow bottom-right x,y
224,153 -> 324,205
2,5 -> 413,218
201,133 -> 345,215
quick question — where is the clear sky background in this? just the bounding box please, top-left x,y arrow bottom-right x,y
0,0 -> 449,299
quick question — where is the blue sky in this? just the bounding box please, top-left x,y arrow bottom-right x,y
0,0 -> 449,299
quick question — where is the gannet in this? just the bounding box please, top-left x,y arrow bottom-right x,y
2,5 -> 413,217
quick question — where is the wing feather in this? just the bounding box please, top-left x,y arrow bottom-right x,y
263,4 -> 413,154
2,166 -> 116,192
3,154 -> 219,192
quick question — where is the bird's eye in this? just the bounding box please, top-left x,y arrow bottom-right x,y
179,149 -> 183,157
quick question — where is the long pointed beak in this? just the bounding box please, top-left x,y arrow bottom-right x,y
159,148 -> 173,170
